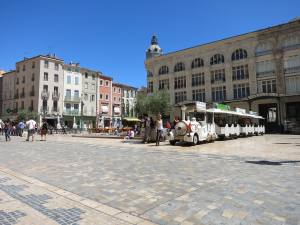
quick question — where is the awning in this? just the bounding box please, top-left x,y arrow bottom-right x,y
114,107 -> 120,113
122,117 -> 141,122
101,105 -> 109,113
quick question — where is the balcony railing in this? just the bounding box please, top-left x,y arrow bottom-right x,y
64,95 -> 81,102
63,109 -> 79,116
256,70 -> 275,77
41,91 -> 49,100
52,92 -> 60,101
14,93 -> 19,99
51,107 -> 60,113
20,92 -> 25,98
284,66 -> 300,74
40,106 -> 49,113
30,91 -> 35,97
255,50 -> 273,57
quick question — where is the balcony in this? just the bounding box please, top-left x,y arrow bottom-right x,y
51,107 -> 60,113
20,92 -> 25,98
64,95 -> 81,102
30,91 -> 35,97
63,109 -> 79,116
256,70 -> 275,77
41,91 -> 49,100
14,93 -> 19,99
52,92 -> 60,101
255,50 -> 273,57
284,66 -> 300,74
40,106 -> 49,114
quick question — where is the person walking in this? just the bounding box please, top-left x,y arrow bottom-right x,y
26,118 -> 36,142
155,114 -> 163,146
40,120 -> 48,141
143,115 -> 151,143
18,120 -> 25,137
4,121 -> 11,142
0,119 -> 3,136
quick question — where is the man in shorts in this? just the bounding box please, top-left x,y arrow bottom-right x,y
26,118 -> 36,142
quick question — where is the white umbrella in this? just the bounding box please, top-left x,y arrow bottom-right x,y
73,117 -> 77,129
56,116 -> 61,129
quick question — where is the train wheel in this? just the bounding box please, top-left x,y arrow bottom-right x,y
192,135 -> 199,146
169,140 -> 176,145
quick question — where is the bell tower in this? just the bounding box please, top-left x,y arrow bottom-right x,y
146,35 -> 162,59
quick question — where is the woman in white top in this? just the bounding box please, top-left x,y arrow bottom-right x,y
156,114 -> 163,146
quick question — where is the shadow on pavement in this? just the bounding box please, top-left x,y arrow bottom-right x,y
245,160 -> 300,166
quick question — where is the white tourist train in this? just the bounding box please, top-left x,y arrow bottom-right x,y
166,101 -> 265,146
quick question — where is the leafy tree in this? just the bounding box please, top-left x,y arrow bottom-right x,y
135,89 -> 171,117
17,110 -> 27,121
17,110 -> 38,121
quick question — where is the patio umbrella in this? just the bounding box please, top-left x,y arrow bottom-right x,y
56,116 -> 61,129
73,116 -> 77,129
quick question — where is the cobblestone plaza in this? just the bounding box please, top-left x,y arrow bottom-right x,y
0,135 -> 299,225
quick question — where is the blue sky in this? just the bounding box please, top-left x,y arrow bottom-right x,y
0,0 -> 299,88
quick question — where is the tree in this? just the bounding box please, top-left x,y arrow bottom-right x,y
17,110 -> 38,121
135,89 -> 171,117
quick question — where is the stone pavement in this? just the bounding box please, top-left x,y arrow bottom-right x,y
0,135 -> 299,225
0,167 -> 156,225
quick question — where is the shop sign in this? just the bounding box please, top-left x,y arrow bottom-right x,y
196,101 -> 206,111
214,103 -> 230,111
235,108 -> 246,114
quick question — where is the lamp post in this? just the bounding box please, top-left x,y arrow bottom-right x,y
80,100 -> 84,130
41,90 -> 49,123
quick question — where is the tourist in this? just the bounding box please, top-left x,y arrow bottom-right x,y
18,120 -> 25,137
123,129 -> 135,142
143,115 -> 151,143
4,121 -> 11,142
155,114 -> 163,146
40,120 -> 48,141
0,119 -> 3,135
172,116 -> 179,129
26,118 -> 36,142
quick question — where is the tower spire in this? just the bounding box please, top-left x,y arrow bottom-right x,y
146,34 -> 162,59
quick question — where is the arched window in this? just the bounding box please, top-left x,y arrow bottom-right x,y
232,49 -> 247,61
210,54 -> 224,65
255,42 -> 272,55
191,58 -> 204,69
282,35 -> 300,48
174,62 -> 185,72
158,66 -> 169,75
147,70 -> 153,77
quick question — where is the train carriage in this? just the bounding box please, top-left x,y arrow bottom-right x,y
166,101 -> 265,146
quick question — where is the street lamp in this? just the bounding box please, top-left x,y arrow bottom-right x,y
80,100 -> 84,130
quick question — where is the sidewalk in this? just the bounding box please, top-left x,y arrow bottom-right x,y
0,167 -> 156,225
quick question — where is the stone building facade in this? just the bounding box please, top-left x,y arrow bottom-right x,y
145,19 -> 300,133
98,74 -> 113,127
80,67 -> 99,129
120,84 -> 138,118
1,54 -> 138,129
112,83 -> 122,127
1,55 -> 64,126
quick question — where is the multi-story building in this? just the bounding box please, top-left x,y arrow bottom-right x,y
80,67 -> 99,129
120,84 -> 138,118
145,19 -> 300,133
112,83 -> 122,127
62,63 -> 83,128
0,71 -> 5,116
98,74 -> 113,127
1,70 -> 16,118
1,55 -> 64,126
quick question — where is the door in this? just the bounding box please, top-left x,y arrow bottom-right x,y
258,103 -> 280,133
